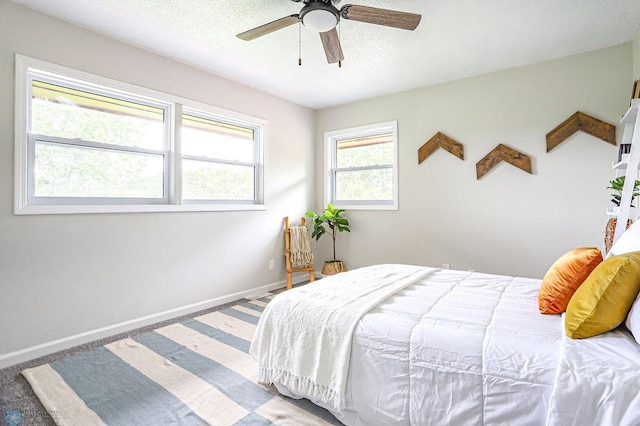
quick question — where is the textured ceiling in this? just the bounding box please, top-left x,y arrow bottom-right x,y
8,0 -> 640,109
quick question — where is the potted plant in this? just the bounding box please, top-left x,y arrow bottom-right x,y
608,175 -> 640,207
306,204 -> 351,275
604,176 -> 640,253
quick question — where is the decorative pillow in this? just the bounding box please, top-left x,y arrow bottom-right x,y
565,251 -> 640,339
626,292 -> 640,345
538,247 -> 603,314
607,219 -> 640,258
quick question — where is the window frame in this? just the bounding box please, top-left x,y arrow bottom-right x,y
324,120 -> 399,211
180,106 -> 263,205
14,54 -> 268,215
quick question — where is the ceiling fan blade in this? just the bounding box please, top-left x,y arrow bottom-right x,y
340,5 -> 421,31
237,15 -> 299,41
319,28 -> 344,64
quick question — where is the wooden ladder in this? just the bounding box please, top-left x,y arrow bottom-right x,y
284,216 -> 315,290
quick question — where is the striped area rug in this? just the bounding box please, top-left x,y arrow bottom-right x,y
22,294 -> 342,425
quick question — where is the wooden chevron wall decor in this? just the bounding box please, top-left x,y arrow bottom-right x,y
476,144 -> 532,179
418,132 -> 464,164
546,111 -> 616,152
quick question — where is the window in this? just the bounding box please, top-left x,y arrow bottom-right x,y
324,121 -> 398,210
181,110 -> 262,203
15,55 -> 267,214
29,77 -> 169,205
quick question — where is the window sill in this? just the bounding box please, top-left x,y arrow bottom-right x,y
14,203 -> 267,215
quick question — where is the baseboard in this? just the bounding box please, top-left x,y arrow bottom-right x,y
0,275 -> 310,370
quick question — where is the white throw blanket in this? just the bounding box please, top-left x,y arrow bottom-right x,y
249,264 -> 436,411
289,225 -> 313,267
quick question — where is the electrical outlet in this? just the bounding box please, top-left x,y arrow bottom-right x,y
269,259 -> 275,270
442,263 -> 450,270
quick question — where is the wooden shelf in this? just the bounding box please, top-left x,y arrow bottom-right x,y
546,111 -> 616,152
476,144 -> 532,179
418,132 -> 464,164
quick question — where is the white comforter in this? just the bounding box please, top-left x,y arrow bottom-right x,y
269,267 -> 640,425
547,322 -> 640,426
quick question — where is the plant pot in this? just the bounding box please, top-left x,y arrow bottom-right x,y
322,261 -> 346,275
604,217 -> 633,253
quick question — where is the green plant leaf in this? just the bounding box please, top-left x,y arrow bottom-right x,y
608,176 -> 640,203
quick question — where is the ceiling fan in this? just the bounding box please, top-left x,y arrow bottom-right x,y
236,0 -> 421,65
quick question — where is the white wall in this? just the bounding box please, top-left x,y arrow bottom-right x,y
634,28 -> 640,79
314,44 -> 633,279
0,1 -> 315,367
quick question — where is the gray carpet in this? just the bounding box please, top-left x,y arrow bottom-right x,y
0,294 -> 287,425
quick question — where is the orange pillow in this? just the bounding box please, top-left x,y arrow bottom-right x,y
539,247 -> 603,314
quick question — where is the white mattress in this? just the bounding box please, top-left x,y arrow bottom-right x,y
276,269 -> 564,425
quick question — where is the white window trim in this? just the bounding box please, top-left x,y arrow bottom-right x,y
324,120 -> 399,211
14,54 -> 268,215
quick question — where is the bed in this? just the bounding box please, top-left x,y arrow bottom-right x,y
250,263 -> 640,426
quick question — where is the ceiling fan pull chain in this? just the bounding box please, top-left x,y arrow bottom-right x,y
298,21 -> 302,66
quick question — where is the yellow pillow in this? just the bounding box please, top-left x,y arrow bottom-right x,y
565,251 -> 640,339
539,247 -> 602,314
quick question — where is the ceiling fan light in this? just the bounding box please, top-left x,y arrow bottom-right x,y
302,9 -> 338,32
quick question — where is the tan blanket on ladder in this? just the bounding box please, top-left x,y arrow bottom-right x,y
290,226 -> 313,267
